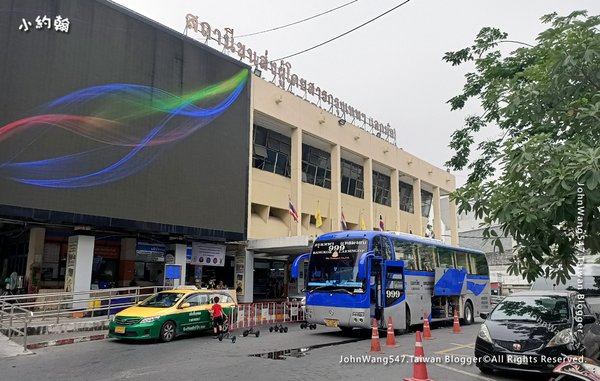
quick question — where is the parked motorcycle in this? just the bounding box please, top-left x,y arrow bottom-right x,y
549,356 -> 600,381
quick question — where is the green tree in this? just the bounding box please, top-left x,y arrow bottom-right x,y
443,11 -> 600,284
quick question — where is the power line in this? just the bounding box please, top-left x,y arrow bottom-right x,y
237,0 -> 359,38
273,0 -> 412,61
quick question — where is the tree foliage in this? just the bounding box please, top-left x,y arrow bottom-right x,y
443,11 -> 600,284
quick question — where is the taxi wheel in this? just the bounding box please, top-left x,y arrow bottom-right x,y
160,321 -> 176,342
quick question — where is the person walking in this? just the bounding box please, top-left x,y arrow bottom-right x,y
210,296 -> 227,338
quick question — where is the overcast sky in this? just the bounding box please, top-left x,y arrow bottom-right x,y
112,0 -> 600,186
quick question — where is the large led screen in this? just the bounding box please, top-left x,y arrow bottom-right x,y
0,0 -> 251,238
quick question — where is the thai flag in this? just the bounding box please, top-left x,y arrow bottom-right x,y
288,200 -> 299,223
379,214 -> 385,230
341,210 -> 348,230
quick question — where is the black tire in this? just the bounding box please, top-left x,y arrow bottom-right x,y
477,365 -> 493,374
255,330 -> 260,337
405,308 -> 411,333
243,330 -> 249,337
462,302 -> 474,326
283,327 -> 288,333
160,321 -> 176,342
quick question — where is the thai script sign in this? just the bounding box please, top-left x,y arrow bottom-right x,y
185,14 -> 396,144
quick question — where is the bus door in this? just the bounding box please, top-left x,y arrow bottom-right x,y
383,263 -> 405,330
369,258 -> 383,323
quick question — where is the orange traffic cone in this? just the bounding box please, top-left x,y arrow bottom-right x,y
404,331 -> 434,381
452,309 -> 462,334
386,316 -> 398,347
423,313 -> 433,340
369,318 -> 383,353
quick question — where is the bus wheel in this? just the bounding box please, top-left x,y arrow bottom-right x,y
405,308 -> 411,333
462,302 -> 474,325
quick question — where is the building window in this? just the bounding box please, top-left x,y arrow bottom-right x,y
372,171 -> 391,206
421,189 -> 433,218
399,181 -> 414,213
340,158 -> 364,198
252,125 -> 291,178
302,144 -> 331,189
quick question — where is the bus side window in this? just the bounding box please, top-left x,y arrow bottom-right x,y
454,251 -> 468,271
437,248 -> 455,268
382,237 -> 392,261
393,239 -> 417,269
373,236 -> 392,260
475,254 -> 489,275
467,254 -> 488,275
418,244 -> 436,272
467,254 -> 478,275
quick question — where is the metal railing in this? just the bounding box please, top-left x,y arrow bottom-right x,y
0,301 -> 33,351
0,286 -> 167,351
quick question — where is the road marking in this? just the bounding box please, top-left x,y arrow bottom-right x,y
435,343 -> 475,354
433,363 -> 495,381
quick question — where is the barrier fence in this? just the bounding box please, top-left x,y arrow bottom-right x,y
229,301 -> 305,331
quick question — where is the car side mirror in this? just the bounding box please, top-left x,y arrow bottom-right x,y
582,315 -> 596,325
180,302 -> 191,309
480,312 -> 488,320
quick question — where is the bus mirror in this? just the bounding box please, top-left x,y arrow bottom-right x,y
480,312 -> 488,320
357,251 -> 375,280
292,253 -> 310,279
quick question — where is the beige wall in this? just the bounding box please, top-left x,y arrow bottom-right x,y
248,77 -> 457,244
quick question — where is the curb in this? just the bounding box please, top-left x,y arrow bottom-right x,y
26,333 -> 108,350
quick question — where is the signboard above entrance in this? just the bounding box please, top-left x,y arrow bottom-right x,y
191,242 -> 226,267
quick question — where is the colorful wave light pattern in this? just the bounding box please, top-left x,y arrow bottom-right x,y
0,69 -> 248,188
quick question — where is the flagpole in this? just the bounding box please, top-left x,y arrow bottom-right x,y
288,195 -> 291,237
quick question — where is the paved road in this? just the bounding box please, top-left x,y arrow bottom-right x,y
0,321 -> 552,381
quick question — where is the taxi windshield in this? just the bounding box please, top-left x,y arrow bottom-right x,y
140,292 -> 184,308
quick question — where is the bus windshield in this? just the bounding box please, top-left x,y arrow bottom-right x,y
307,238 -> 369,290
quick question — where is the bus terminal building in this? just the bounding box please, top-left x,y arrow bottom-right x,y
0,0 -> 458,303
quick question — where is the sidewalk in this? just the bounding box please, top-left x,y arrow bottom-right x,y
9,329 -> 109,351
0,333 -> 33,358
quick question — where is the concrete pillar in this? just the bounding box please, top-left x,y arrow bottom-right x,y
449,198 -> 459,245
236,249 -> 254,303
433,186 -> 442,239
413,178 -> 423,236
65,235 -> 95,309
290,127 -> 302,236
119,238 -> 137,287
170,243 -> 187,288
391,169 -> 400,231
330,144 -> 341,232
25,227 -> 45,289
364,158 -> 373,229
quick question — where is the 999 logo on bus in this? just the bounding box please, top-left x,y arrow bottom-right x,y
385,289 -> 402,305
328,244 -> 346,253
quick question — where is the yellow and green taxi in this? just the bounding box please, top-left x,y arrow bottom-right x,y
108,287 -> 236,342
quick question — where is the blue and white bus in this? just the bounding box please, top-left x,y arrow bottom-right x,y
292,230 -> 491,332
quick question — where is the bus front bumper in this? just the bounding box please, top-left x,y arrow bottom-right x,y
305,306 -> 370,329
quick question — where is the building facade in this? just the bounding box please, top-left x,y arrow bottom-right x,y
0,0 -> 458,303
